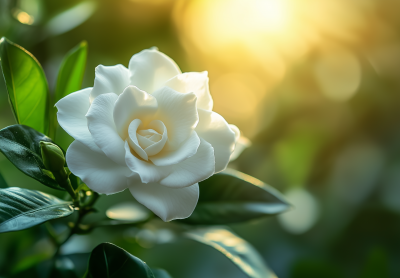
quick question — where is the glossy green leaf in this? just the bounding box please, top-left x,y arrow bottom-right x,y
0,37 -> 49,134
186,227 -> 277,278
0,172 -> 8,188
84,243 -> 155,278
152,269 -> 172,278
182,168 -> 290,224
55,41 -> 87,102
0,124 -> 65,190
0,187 -> 74,233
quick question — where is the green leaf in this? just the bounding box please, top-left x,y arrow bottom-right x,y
182,168 -> 290,225
0,187 -> 74,233
0,37 -> 49,134
55,41 -> 87,102
0,171 -> 8,188
0,124 -> 65,190
186,227 -> 277,278
84,243 -> 155,278
152,269 -> 172,278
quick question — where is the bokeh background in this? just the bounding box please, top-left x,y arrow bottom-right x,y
1,0 -> 400,277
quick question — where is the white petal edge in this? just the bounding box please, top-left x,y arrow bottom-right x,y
150,131 -> 200,166
86,93 -> 126,165
164,72 -> 213,111
90,64 -> 131,102
128,182 -> 199,222
196,109 -> 236,173
55,87 -> 100,152
113,86 -> 158,140
129,49 -> 181,94
125,138 -> 215,188
152,86 -> 198,147
66,141 -> 131,195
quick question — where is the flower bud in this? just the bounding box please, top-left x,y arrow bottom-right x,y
40,141 -> 65,172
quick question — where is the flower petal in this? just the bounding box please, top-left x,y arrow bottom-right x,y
196,109 -> 236,173
113,86 -> 158,140
125,139 -> 214,188
129,49 -> 181,94
86,93 -> 126,165
150,131 -> 200,166
164,72 -> 213,110
159,138 -> 215,187
128,182 -> 199,222
90,64 -> 131,101
143,120 -> 168,156
128,119 -> 148,161
66,141 -> 130,195
56,88 -> 99,152
152,86 -> 198,147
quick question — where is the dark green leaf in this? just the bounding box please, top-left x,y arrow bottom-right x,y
0,37 -> 49,134
152,269 -> 172,278
85,243 -> 155,278
186,227 -> 276,278
55,41 -> 87,102
0,171 -> 8,188
0,124 -> 65,190
182,168 -> 290,224
0,187 -> 74,233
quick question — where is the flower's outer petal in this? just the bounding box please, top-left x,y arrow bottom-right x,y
86,93 -> 126,165
229,124 -> 240,142
113,86 -> 158,140
196,109 -> 236,173
150,131 -> 200,166
164,72 -> 213,110
90,64 -> 131,101
152,86 -> 198,147
56,88 -> 99,152
144,120 -> 168,156
128,183 -> 199,222
125,141 -> 165,184
66,141 -> 130,195
129,49 -> 181,94
125,139 -> 214,188
159,138 -> 214,187
128,119 -> 148,161
228,124 -> 251,161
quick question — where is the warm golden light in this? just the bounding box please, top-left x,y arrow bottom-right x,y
13,10 -> 34,25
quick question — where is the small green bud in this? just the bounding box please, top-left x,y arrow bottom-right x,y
40,141 -> 65,172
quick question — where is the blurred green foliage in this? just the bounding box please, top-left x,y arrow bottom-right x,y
1,0 -> 400,277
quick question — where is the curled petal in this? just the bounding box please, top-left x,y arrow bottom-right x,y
196,109 -> 236,173
229,124 -> 251,161
152,86 -> 198,147
86,93 -> 125,165
125,139 -> 214,188
56,88 -> 99,152
129,183 -> 199,222
150,131 -> 200,166
164,72 -> 213,110
129,49 -> 181,94
143,120 -> 168,156
113,86 -> 158,140
66,141 -> 130,195
90,64 -> 131,101
128,119 -> 148,161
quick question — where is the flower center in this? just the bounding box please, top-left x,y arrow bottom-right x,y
127,119 -> 168,161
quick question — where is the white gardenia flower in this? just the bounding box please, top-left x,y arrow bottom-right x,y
56,49 -> 242,221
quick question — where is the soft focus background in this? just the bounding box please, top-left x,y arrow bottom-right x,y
1,0 -> 400,277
